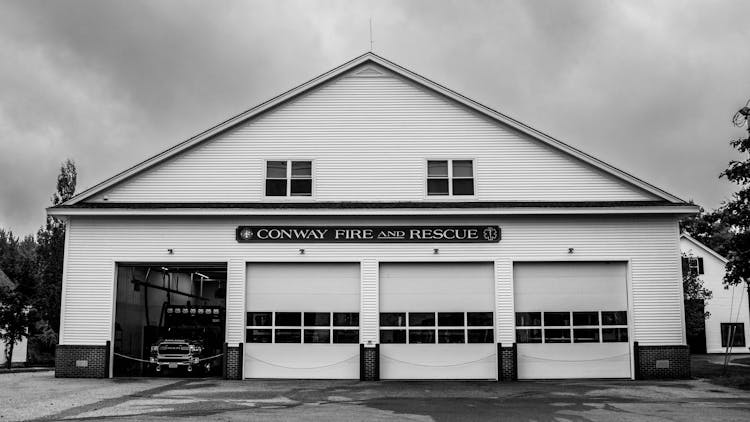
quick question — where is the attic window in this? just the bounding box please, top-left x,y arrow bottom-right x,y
427,160 -> 474,196
266,160 -> 312,197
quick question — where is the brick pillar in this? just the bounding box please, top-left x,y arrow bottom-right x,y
635,344 -> 690,379
224,343 -> 243,380
498,343 -> 517,381
55,344 -> 109,378
360,344 -> 379,381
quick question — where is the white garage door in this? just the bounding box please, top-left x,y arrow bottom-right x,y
514,262 -> 631,379
244,263 -> 360,379
379,262 -> 496,379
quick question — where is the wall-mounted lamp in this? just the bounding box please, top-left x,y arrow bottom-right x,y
433,248 -> 439,254
167,249 -> 174,255
299,248 -> 305,255
568,248 -> 575,254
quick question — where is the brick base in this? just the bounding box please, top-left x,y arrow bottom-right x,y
360,344 -> 379,381
635,343 -> 690,379
55,344 -> 109,378
224,344 -> 242,380
498,343 -> 517,381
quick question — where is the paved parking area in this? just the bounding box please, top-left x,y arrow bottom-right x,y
1,371 -> 750,421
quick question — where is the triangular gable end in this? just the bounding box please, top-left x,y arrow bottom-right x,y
63,53 -> 686,206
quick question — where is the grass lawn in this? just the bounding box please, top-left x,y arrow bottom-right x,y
692,354 -> 750,390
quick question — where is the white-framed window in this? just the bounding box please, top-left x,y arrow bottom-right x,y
427,159 -> 475,196
515,311 -> 628,344
265,160 -> 312,197
245,311 -> 359,344
379,311 -> 493,344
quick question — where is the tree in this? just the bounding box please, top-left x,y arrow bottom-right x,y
35,159 -> 76,334
0,286 -> 30,369
679,206 -> 733,258
682,253 -> 713,338
720,106 -> 750,289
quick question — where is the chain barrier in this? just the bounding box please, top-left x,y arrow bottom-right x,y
113,352 -> 224,364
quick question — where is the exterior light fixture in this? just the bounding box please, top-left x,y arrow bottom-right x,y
568,248 -> 575,254
433,248 -> 439,254
299,248 -> 305,254
167,249 -> 174,254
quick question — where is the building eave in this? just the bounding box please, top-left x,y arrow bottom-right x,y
48,202 -> 700,217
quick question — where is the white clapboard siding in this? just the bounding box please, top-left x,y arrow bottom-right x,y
88,66 -> 656,203
61,215 -> 682,347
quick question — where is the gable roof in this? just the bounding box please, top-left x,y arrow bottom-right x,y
61,52 -> 687,206
680,232 -> 728,264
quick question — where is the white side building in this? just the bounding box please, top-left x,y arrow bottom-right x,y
680,233 -> 750,354
48,53 -> 699,380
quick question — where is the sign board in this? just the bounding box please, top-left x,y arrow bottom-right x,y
236,225 -> 501,243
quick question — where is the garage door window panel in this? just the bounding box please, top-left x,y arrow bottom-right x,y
602,311 -> 627,326
332,330 -> 359,344
304,329 -> 331,344
275,329 -> 301,343
275,312 -> 302,326
304,312 -> 330,327
516,328 -> 543,343
467,329 -> 494,343
602,328 -> 628,343
247,312 -> 272,326
409,313 -> 436,327
333,313 -> 359,327
247,329 -> 272,343
380,329 -> 406,344
438,312 -> 464,326
380,313 -> 406,327
438,329 -> 465,344
409,330 -> 436,344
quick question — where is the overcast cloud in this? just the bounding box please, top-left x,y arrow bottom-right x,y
1,0 -> 749,235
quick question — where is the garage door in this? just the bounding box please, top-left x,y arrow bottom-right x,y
244,263 -> 360,379
514,262 -> 631,379
379,263 -> 496,379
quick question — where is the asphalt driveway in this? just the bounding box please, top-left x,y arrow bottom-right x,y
1,370 -> 749,421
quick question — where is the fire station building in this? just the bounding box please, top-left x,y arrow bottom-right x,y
49,53 -> 697,380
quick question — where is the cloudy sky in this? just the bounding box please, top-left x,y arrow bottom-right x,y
1,0 -> 750,235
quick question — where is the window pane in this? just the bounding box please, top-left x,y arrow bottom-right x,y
247,312 -> 272,326
573,312 -> 599,326
452,160 -> 473,178
516,328 -> 542,343
380,313 -> 406,327
438,312 -> 464,327
265,179 -> 287,196
544,312 -> 571,327
275,329 -> 301,343
409,329 -> 435,344
291,161 -> 312,177
468,312 -> 493,326
427,160 -> 448,177
602,328 -> 629,343
332,330 -> 359,344
438,329 -> 465,344
468,329 -> 494,343
275,312 -> 301,326
304,312 -> 330,327
721,323 -> 746,347
290,179 -> 312,196
427,179 -> 449,195
246,329 -> 272,343
333,313 -> 359,327
602,311 -> 627,326
544,328 -> 571,343
266,161 -> 287,178
573,328 -> 600,343
380,330 -> 406,344
452,179 -> 474,195
304,329 -> 330,343
409,313 -> 435,327
516,312 -> 542,327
